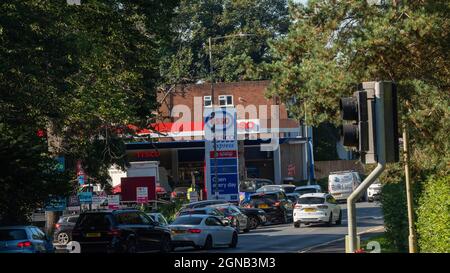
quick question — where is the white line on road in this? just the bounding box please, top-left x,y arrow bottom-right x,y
297,225 -> 385,253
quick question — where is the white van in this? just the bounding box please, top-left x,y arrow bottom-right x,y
328,171 -> 366,202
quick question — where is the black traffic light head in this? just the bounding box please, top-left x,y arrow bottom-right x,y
340,91 -> 368,152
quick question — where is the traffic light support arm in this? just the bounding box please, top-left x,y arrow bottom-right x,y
346,81 -> 387,253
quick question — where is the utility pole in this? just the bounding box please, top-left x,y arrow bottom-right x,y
208,37 -> 219,200
403,123 -> 417,253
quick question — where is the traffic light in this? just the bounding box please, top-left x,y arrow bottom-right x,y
339,81 -> 399,164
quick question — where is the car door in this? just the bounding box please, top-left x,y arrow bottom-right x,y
205,217 -> 227,245
115,212 -> 151,251
138,212 -> 164,251
231,207 -> 247,229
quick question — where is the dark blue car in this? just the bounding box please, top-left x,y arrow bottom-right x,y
0,226 -> 55,253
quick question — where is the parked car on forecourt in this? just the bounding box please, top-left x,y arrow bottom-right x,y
71,209 -> 172,253
146,213 -> 169,226
169,215 -> 238,250
294,185 -> 322,197
53,215 -> 79,245
210,204 -> 249,233
293,193 -> 342,228
246,191 -> 294,224
171,187 -> 190,200
0,226 -> 54,253
237,207 -> 267,229
256,184 -> 296,194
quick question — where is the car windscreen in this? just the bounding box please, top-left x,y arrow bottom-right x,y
298,197 -> 325,204
171,217 -> 203,225
329,174 -> 353,183
0,229 -> 28,241
76,213 -> 112,229
295,188 -> 317,195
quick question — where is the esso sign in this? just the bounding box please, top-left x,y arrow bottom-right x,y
238,121 -> 256,130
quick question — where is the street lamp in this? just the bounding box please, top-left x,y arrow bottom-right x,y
207,33 -> 254,200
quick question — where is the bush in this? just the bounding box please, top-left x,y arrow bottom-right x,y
416,175 -> 450,253
380,182 -> 409,252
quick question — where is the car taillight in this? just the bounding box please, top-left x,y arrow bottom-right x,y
274,201 -> 281,207
17,241 -> 32,248
318,205 -> 328,209
108,229 -> 122,236
226,215 -> 233,220
188,229 -> 201,233
294,204 -> 302,209
171,192 -> 176,197
55,223 -> 61,229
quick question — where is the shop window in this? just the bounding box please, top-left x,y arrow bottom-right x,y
219,95 -> 233,107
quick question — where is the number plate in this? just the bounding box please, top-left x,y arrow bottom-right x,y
304,208 -> 316,212
258,204 -> 269,209
85,233 -> 101,237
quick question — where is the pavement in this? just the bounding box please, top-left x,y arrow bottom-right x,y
174,201 -> 384,253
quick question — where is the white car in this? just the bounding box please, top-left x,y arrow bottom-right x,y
293,193 -> 342,227
367,180 -> 382,202
294,185 -> 322,196
169,215 -> 238,250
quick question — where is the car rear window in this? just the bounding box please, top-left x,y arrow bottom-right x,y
115,212 -> 145,225
171,217 -> 203,225
283,187 -> 295,193
298,197 -> 325,204
77,213 -> 112,229
0,229 -> 28,241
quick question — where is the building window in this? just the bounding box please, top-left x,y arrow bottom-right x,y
204,96 -> 212,107
219,95 -> 233,106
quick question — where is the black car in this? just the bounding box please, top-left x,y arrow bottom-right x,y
53,215 -> 79,245
247,191 -> 294,224
238,207 -> 267,229
71,209 -> 172,253
210,204 -> 249,233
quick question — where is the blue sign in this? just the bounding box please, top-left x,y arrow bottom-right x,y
78,175 -> 85,185
78,192 -> 93,203
44,197 -> 67,211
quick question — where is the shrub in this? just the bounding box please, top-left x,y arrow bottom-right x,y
380,182 -> 409,252
416,175 -> 450,253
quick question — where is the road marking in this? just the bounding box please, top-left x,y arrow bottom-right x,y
297,225 -> 385,253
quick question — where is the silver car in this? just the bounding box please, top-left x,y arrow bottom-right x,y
169,215 -> 238,250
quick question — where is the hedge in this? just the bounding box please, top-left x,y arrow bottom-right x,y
416,175 -> 450,253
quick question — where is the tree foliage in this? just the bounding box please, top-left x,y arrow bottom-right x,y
0,0 -> 177,222
160,0 -> 290,85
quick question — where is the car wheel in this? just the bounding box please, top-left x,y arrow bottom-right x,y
336,210 -> 342,225
294,222 -> 300,228
248,216 -> 259,229
327,213 -> 333,227
229,232 -> 238,248
57,232 -> 70,245
160,235 -> 172,253
203,235 -> 213,250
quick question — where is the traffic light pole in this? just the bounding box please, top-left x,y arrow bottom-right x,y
346,82 -> 386,253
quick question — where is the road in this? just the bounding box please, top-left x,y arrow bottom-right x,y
175,201 -> 383,253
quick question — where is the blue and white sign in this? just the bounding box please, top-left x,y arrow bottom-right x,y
204,108 -> 239,201
44,196 -> 67,211
78,192 -> 93,204
78,175 -> 85,185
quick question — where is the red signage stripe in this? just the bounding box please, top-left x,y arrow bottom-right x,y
210,150 -> 237,158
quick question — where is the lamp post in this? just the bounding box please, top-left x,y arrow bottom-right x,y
207,33 -> 254,200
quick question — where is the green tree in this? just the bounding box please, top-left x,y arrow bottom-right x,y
160,0 -> 290,86
268,0 -> 450,251
0,0 -> 177,223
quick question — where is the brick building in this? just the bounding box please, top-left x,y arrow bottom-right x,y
124,81 -> 312,196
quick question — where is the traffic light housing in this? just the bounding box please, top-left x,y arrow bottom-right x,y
340,81 -> 399,164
